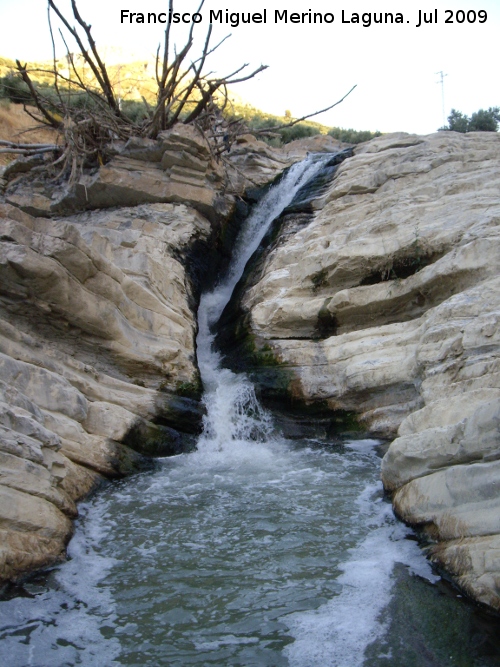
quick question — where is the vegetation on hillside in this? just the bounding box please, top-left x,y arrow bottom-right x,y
440,107 -> 500,133
328,127 -> 381,144
223,104 -> 381,145
0,75 -> 378,149
0,0 -> 380,176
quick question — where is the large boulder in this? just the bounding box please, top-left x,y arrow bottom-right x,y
4,124 -> 298,220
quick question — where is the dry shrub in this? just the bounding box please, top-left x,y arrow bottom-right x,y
0,103 -> 59,165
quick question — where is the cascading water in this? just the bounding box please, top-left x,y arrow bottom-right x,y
195,154 -> 333,454
1,154 -> 498,667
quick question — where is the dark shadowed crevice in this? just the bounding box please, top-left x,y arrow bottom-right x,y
359,249 -> 446,285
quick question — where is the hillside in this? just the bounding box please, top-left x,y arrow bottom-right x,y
0,102 -> 59,165
0,54 -> 381,158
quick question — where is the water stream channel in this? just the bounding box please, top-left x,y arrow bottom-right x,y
1,155 -> 499,666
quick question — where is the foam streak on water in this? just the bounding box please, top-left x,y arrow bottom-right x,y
283,475 -> 439,667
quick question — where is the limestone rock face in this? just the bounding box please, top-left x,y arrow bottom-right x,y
4,124 -> 295,220
6,125 -> 225,221
0,199 -> 214,581
0,124 -> 300,584
225,134 -> 302,191
232,131 -> 500,609
75,127 -> 222,222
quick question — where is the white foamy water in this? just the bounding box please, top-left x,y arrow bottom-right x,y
0,501 -> 121,666
196,153 -> 333,455
1,154 -> 495,666
283,463 -> 439,667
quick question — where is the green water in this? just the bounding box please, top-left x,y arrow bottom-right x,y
1,437 -> 498,667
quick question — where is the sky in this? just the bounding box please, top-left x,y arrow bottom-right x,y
1,0 -> 499,134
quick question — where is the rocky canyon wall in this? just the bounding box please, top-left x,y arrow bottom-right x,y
226,132 -> 500,610
0,125 -> 299,583
2,123 -> 499,614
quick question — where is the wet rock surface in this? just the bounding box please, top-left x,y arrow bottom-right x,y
0,126 -> 300,583
225,131 -> 500,610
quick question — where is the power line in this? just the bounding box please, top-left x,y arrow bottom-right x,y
436,71 -> 448,127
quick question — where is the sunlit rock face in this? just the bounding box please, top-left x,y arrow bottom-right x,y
0,200 -> 212,579
0,124 -> 300,583
231,131 -> 500,610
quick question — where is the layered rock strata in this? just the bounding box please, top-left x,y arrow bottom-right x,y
0,199 -> 209,580
227,131 -> 500,610
3,126 -> 297,219
0,125 -> 298,583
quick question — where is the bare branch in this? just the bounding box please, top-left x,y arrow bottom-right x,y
22,103 -> 56,127
159,0 -> 174,89
47,0 -> 121,116
0,140 -> 59,149
225,64 -> 268,85
192,33 -> 231,65
0,147 -> 57,155
168,23 -> 213,127
69,0 -> 120,113
254,85 -> 358,135
47,3 -> 65,108
16,61 -> 62,129
183,65 -> 268,125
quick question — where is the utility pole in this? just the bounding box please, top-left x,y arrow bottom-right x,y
436,71 -> 448,127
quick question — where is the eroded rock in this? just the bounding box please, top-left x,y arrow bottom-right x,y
0,199 -> 214,581
0,123 -> 302,584
4,124 -> 296,221
229,131 -> 500,609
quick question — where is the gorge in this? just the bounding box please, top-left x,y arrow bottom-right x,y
0,125 -> 499,664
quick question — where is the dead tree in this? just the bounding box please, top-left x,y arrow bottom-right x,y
10,0 -> 267,181
10,0 -> 355,184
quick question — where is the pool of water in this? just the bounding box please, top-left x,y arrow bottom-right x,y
1,436 -> 498,667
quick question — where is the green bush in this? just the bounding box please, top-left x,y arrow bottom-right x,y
0,75 -> 32,104
468,108 -> 500,132
278,123 -> 320,143
121,99 -> 150,124
441,107 -> 499,133
225,107 -> 325,146
0,74 -> 119,117
328,127 -> 381,144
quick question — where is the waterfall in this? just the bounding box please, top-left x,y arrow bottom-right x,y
1,151 -> 492,667
195,153 -> 333,453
